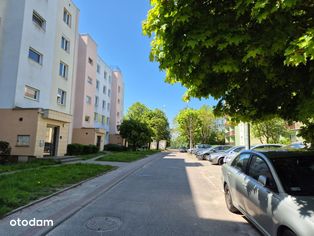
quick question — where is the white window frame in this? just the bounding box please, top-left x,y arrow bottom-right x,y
87,77 -> 93,85
16,135 -> 31,146
57,89 -> 66,105
63,8 -> 71,27
32,11 -> 46,31
59,61 -> 68,79
24,85 -> 40,101
95,96 -> 99,107
28,47 -> 43,65
61,36 -> 70,53
86,96 -> 92,104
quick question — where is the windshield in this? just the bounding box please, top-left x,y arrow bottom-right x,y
271,156 -> 314,196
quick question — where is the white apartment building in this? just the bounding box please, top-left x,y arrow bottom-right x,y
0,0 -> 79,157
95,57 -> 112,144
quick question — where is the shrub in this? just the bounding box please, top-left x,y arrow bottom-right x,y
66,143 -> 84,155
103,144 -> 127,152
67,144 -> 99,155
0,141 -> 11,155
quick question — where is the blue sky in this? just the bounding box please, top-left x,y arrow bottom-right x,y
73,0 -> 216,125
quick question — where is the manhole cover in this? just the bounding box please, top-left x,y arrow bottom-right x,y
85,216 -> 122,232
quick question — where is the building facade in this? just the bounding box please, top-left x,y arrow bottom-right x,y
0,0 -> 79,157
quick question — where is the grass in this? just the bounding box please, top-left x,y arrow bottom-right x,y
96,150 -> 160,162
0,163 -> 114,217
0,159 -> 60,174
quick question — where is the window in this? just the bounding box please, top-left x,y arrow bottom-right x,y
231,153 -> 250,172
97,64 -> 100,73
117,112 -> 120,117
28,47 -> 42,64
95,96 -> 99,107
87,77 -> 93,85
17,135 -> 30,146
248,155 -> 277,192
107,103 -> 110,111
118,98 -> 120,104
59,61 -> 68,79
102,116 -> 105,124
109,75 -> 112,83
88,57 -> 93,65
104,71 -> 107,79
102,100 -> 105,109
94,112 -> 98,121
103,86 -> 106,95
24,86 -> 39,101
107,117 -> 110,125
85,116 -> 90,122
63,8 -> 71,27
108,89 -> 111,97
86,96 -> 91,104
96,80 -> 99,90
57,89 -> 66,105
32,11 -> 46,30
118,86 -> 121,93
61,36 -> 70,53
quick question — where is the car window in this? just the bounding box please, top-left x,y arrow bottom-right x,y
248,155 -> 277,192
234,147 -> 244,152
231,153 -> 250,172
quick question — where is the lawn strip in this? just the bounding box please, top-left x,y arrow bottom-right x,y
0,163 -> 114,217
96,150 -> 160,162
0,159 -> 60,174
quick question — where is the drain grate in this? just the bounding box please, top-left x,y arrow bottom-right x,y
85,216 -> 122,232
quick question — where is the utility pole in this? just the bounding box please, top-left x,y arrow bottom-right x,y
189,113 -> 192,149
245,123 -> 251,149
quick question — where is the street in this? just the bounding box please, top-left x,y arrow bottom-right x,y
47,152 -> 260,236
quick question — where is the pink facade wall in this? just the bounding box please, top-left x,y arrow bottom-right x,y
73,35 -> 97,128
110,70 -> 124,134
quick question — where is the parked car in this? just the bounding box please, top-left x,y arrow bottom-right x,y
209,146 -> 245,165
223,144 -> 284,164
222,150 -> 314,236
285,142 -> 306,149
196,145 -> 233,160
179,147 -> 187,152
192,144 -> 211,155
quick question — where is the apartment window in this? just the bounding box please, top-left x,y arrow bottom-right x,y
87,77 -> 93,85
57,89 -> 66,105
102,100 -> 106,109
103,86 -> 106,95
59,61 -> 68,79
63,8 -> 71,27
85,116 -> 90,122
118,86 -> 121,93
28,47 -> 42,64
32,11 -> 46,30
102,116 -> 105,124
118,98 -> 120,104
88,57 -> 93,65
117,112 -> 120,117
94,112 -> 98,121
107,117 -> 110,125
107,103 -> 110,111
104,71 -> 107,79
109,75 -> 112,83
17,135 -> 30,146
96,80 -> 99,90
86,96 -> 92,104
97,64 -> 100,73
24,85 -> 39,101
108,89 -> 111,97
61,36 -> 70,53
95,96 -> 99,107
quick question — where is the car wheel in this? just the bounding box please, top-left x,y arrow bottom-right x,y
218,158 -> 224,165
224,184 -> 239,213
282,229 -> 296,236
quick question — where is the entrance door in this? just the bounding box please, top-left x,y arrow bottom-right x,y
44,126 -> 59,156
96,136 -> 102,149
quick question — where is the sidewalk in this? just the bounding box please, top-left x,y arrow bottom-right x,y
0,152 -> 168,236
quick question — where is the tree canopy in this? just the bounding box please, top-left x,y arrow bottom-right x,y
143,0 -> 314,143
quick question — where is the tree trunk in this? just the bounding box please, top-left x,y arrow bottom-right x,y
156,140 -> 159,150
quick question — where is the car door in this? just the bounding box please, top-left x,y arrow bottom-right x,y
228,153 -> 251,212
244,155 -> 280,234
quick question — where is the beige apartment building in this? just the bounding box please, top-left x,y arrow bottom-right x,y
0,0 -> 79,157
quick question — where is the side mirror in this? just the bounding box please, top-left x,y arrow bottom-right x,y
258,175 -> 267,187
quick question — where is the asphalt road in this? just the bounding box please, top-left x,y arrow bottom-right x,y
47,152 -> 260,236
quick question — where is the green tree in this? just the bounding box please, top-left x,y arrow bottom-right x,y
119,119 -> 153,151
125,102 -> 151,122
174,108 -> 201,148
143,0 -> 314,144
148,109 -> 171,149
197,105 -> 216,144
252,118 -> 289,144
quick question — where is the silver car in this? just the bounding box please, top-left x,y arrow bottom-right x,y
209,146 -> 245,165
222,150 -> 314,236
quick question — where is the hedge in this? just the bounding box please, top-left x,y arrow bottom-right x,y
67,144 -> 99,156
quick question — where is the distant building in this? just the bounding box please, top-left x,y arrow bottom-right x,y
214,117 -> 226,132
0,0 -> 79,157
